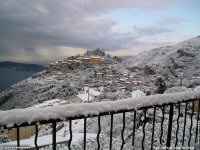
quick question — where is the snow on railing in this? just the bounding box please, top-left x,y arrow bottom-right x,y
0,90 -> 200,127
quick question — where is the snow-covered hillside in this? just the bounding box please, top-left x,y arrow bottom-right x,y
1,36 -> 200,110
0,52 -> 124,110
0,39 -> 200,149
123,36 -> 200,79
0,66 -> 95,110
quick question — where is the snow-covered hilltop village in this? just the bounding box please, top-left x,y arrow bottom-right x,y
0,48 -> 143,110
0,36 -> 200,149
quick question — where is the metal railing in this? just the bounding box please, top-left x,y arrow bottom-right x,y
0,92 -> 200,150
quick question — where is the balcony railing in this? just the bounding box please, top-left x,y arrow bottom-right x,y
0,90 -> 200,150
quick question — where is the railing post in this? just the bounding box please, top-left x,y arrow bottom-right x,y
97,116 -> 101,150
132,111 -> 136,146
110,114 -> 113,150
151,107 -> 156,150
68,120 -> 72,150
84,118 -> 87,150
166,104 -> 174,147
35,124 -> 39,150
52,122 -> 57,150
17,127 -> 20,150
195,99 -> 200,142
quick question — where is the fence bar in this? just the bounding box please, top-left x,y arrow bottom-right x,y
151,107 -> 156,150
142,109 -> 146,150
160,106 -> 165,145
35,124 -> 39,150
175,103 -> 181,147
182,102 -> 188,146
121,112 -> 125,150
195,99 -> 200,142
110,114 -> 113,150
97,116 -> 101,150
68,120 -> 72,150
52,122 -> 57,150
188,101 -> 194,146
166,104 -> 174,147
17,127 -> 20,150
84,118 -> 87,150
132,111 -> 136,146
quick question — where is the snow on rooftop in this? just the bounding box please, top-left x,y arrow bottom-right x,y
83,87 -> 101,97
194,86 -> 200,91
125,82 -> 131,84
133,81 -> 142,83
0,90 -> 200,127
119,78 -> 126,81
131,90 -> 146,98
77,93 -> 94,102
89,89 -> 101,97
106,75 -> 113,77
90,56 -> 101,58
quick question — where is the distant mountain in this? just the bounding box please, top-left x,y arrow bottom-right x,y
123,36 -> 200,79
0,61 -> 44,71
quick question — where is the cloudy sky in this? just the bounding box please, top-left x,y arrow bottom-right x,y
0,0 -> 199,64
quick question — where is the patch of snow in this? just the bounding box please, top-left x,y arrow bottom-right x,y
0,133 -> 96,148
131,90 -> 146,98
33,99 -> 68,108
194,86 -> 200,91
89,89 -> 101,97
77,93 -> 94,102
164,86 -> 192,94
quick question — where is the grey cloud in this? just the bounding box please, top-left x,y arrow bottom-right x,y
79,0 -> 177,12
0,0 -> 178,62
0,0 -> 143,50
24,48 -> 35,52
158,17 -> 188,25
134,26 -> 173,36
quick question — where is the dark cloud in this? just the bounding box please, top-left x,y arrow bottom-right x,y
0,0 -> 181,62
24,48 -> 35,52
1,0 -> 152,50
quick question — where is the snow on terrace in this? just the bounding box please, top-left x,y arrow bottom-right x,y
0,133 -> 96,148
0,90 -> 200,127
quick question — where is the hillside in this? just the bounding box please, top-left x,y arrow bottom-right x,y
0,51 -> 123,110
1,36 -> 200,110
0,38 -> 200,149
124,36 -> 200,80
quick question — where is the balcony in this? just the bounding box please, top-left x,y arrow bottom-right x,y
0,90 -> 200,150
